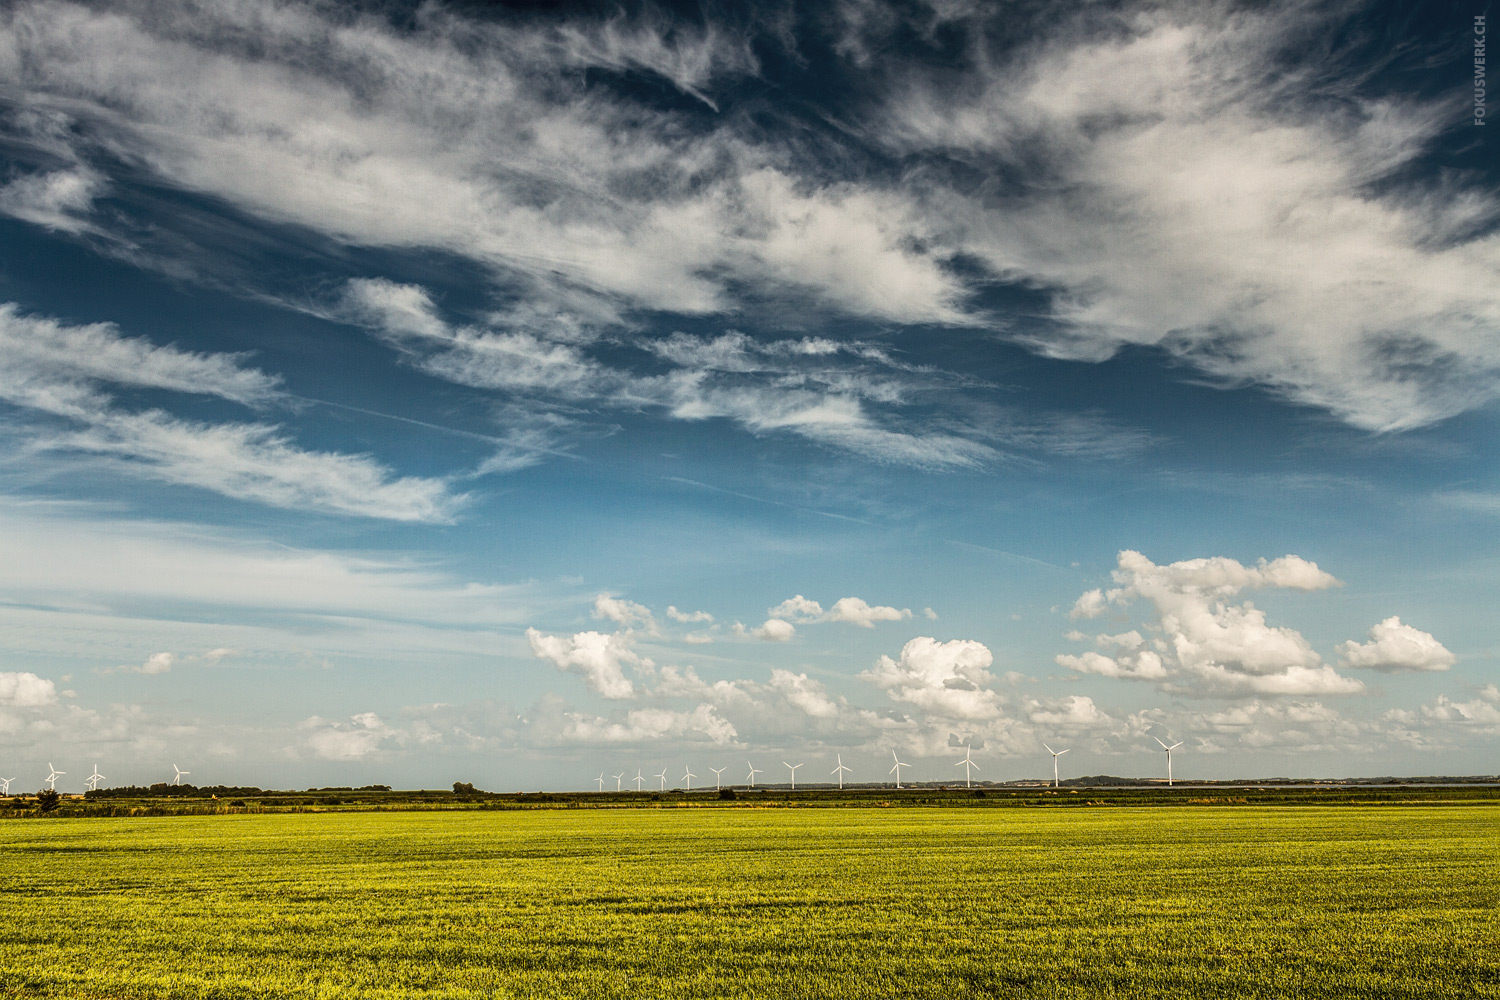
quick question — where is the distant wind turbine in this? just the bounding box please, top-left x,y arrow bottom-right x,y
746,761 -> 762,788
1044,744 -> 1071,788
1154,737 -> 1184,785
613,772 -> 625,792
595,772 -> 605,792
682,765 -> 696,791
889,750 -> 909,789
654,769 -> 668,791
0,777 -> 14,795
831,754 -> 851,790
86,765 -> 106,792
633,769 -> 645,792
784,761 -> 803,790
954,744 -> 979,788
46,763 -> 64,790
173,764 -> 190,785
710,766 -> 726,790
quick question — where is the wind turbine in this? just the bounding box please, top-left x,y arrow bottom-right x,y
1044,744 -> 1070,788
46,763 -> 64,790
746,761 -> 762,788
613,772 -> 625,792
710,766 -> 726,790
831,754 -> 851,789
633,769 -> 645,792
86,765 -> 106,792
889,750 -> 909,789
784,761 -> 803,790
654,768 -> 668,791
954,744 -> 979,788
595,773 -> 605,792
1154,736 -> 1184,785
682,765 -> 696,791
0,777 -> 13,796
172,764 -> 190,785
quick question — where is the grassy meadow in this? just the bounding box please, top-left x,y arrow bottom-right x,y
1,804 -> 1496,998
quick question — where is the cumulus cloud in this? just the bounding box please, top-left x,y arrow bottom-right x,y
1420,686 -> 1500,726
302,711 -> 423,760
861,636 -> 1004,719
767,594 -> 911,627
767,669 -> 840,718
556,703 -> 737,745
1026,694 -> 1110,728
733,618 -> 796,642
1337,616 -> 1455,673
1059,551 -> 1362,697
593,594 -> 658,635
526,627 -> 641,699
666,606 -> 713,624
0,671 -> 58,707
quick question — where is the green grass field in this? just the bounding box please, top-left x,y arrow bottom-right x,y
2,805 -> 1496,998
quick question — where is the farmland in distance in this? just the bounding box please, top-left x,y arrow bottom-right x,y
2,805 -> 1496,998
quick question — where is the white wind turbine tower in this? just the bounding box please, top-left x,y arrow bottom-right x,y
1044,744 -> 1070,788
46,763 -> 65,790
633,769 -> 645,792
0,777 -> 13,795
596,773 -> 605,792
682,765 -> 696,791
784,761 -> 803,790
889,750 -> 909,789
831,754 -> 852,790
86,765 -> 106,792
746,761 -> 762,788
173,764 -> 190,785
954,744 -> 979,788
1154,737 -> 1184,785
710,766 -> 726,790
613,772 -> 625,792
654,769 -> 668,791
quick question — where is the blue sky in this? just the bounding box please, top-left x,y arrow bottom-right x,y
1,0 -> 1496,791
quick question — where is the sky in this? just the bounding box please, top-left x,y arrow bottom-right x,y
1,0 -> 1497,792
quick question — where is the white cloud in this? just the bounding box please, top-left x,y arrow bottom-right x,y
593,594 -> 658,635
880,4 -> 1500,431
1337,616 -> 1455,673
556,703 -> 737,745
767,594 -> 911,627
823,597 -> 912,628
666,606 -> 713,624
1420,686 -> 1500,726
0,303 -> 281,409
0,671 -> 58,707
54,412 -> 462,523
0,303 -> 460,522
303,712 -> 402,760
861,636 -> 1004,719
0,167 -> 102,234
526,628 -> 640,700
137,652 -> 173,675
1059,550 -> 1361,697
732,618 -> 795,642
767,669 -> 839,718
1026,694 -> 1110,728
768,595 -> 824,621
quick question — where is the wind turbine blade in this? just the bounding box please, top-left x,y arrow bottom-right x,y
1153,737 -> 1169,749
1058,749 -> 1070,756
1043,744 -> 1055,755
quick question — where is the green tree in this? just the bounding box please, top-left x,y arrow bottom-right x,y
36,789 -> 60,813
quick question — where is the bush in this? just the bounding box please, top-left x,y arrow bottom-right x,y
718,787 -> 737,800
36,789 -> 61,813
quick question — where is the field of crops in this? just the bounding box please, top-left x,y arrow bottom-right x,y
2,805 -> 1496,998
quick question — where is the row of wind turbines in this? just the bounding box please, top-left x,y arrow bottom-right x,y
593,738 -> 1189,792
1,764 -> 192,795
